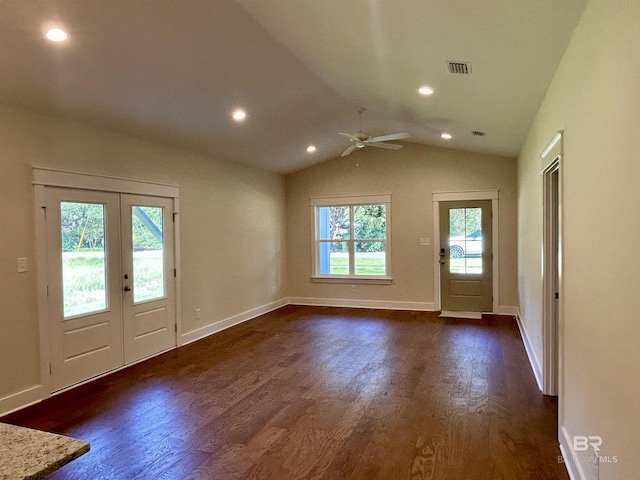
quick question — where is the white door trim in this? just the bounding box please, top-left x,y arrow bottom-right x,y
433,190 -> 499,312
541,131 -> 564,398
33,167 -> 181,396
33,167 -> 179,197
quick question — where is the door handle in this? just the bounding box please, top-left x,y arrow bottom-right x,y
439,248 -> 446,265
124,286 -> 131,292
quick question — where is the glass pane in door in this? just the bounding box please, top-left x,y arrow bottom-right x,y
61,202 -> 107,317
132,206 -> 165,302
449,207 -> 483,274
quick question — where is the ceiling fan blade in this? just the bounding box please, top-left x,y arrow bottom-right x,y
367,142 -> 403,150
338,132 -> 360,142
367,132 -> 410,143
341,144 -> 357,157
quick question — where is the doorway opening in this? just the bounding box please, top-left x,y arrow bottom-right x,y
543,158 -> 561,397
439,200 -> 493,313
34,169 -> 180,394
433,190 -> 499,314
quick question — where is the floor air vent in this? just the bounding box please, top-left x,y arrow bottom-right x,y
448,61 -> 472,75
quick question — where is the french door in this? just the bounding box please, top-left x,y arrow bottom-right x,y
44,187 -> 176,391
439,200 -> 493,312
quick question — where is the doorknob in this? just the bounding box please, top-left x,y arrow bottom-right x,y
124,286 -> 131,292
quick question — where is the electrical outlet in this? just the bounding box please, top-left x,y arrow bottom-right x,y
419,237 -> 431,246
195,308 -> 201,319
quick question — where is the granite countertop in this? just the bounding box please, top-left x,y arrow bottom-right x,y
0,423 -> 89,480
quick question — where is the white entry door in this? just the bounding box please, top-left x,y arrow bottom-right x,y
44,187 -> 176,391
121,194 -> 175,364
439,200 -> 493,312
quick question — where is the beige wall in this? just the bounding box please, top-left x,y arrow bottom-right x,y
517,1 -> 640,478
286,143 -> 518,309
0,105 -> 286,406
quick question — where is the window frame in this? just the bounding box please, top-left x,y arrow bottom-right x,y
310,194 -> 392,284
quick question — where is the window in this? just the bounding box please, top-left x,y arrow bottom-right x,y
311,195 -> 391,281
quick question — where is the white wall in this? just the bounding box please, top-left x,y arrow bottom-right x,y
517,1 -> 640,478
0,104 -> 286,411
286,143 -> 518,311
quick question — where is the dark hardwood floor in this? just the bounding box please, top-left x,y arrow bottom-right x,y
2,306 -> 568,479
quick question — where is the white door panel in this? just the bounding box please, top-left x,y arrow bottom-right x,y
45,188 -> 176,391
121,194 -> 176,364
45,188 -> 124,391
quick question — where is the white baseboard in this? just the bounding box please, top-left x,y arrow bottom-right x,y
180,298 -> 288,346
287,297 -> 435,312
0,385 -> 45,417
495,305 -> 519,316
560,425 -> 597,480
440,310 -> 482,319
514,308 -> 543,392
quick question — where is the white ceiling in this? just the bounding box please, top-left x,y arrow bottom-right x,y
0,0 -> 586,174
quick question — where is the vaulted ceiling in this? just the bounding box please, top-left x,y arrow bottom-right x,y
0,0 -> 586,173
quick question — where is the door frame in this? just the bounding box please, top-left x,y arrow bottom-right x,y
33,167 -> 182,396
433,189 -> 499,313
541,131 -> 563,397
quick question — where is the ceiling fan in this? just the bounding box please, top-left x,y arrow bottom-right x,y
338,131 -> 411,157
338,108 -> 410,157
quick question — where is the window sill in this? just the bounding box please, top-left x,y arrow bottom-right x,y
311,276 -> 393,285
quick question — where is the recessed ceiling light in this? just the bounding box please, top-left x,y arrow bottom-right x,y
418,86 -> 434,96
232,109 -> 247,121
441,133 -> 452,140
306,145 -> 317,153
45,28 -> 68,42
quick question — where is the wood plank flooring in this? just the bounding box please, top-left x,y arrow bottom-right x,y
2,306 -> 568,479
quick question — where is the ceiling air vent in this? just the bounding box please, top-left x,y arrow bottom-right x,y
448,61 -> 472,75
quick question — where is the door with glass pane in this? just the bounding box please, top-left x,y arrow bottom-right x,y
121,194 -> 175,364
45,188 -> 176,391
439,200 -> 492,312
45,188 -> 124,391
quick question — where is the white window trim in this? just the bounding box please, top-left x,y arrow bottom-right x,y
310,194 -> 392,283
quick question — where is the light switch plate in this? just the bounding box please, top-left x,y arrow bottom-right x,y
17,257 -> 28,273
